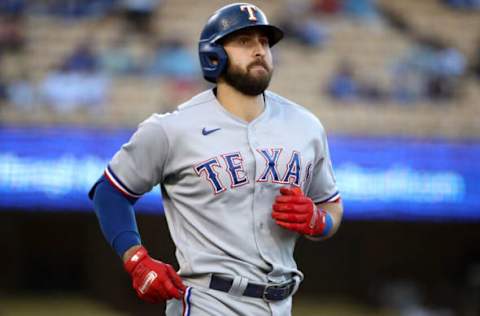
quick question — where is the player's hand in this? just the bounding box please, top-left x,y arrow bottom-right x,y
272,187 -> 330,237
123,246 -> 186,303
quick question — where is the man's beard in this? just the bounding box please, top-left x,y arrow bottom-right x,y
222,60 -> 273,96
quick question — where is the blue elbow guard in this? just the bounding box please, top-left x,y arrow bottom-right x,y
90,175 -> 141,257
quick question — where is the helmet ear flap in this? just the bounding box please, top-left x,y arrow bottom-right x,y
199,41 -> 228,83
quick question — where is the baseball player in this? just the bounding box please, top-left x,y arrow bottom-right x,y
89,3 -> 343,316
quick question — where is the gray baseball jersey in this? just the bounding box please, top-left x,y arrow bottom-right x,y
105,89 -> 340,285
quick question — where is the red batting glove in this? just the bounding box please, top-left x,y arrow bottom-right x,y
124,246 -> 186,303
272,187 -> 330,237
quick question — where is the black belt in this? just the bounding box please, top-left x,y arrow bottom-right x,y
209,275 -> 296,301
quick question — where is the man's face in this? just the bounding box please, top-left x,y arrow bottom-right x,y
220,29 -> 274,96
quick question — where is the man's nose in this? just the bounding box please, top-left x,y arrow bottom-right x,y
252,39 -> 267,57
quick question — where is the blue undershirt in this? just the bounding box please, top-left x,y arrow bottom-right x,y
323,212 -> 334,236
89,176 -> 141,257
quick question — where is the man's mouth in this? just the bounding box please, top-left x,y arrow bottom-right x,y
248,61 -> 268,72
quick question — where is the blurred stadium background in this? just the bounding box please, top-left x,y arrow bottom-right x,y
1,0 -> 480,315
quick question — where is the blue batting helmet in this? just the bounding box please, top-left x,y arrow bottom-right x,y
198,3 -> 284,83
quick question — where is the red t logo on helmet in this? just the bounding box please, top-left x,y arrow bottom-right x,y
240,5 -> 258,21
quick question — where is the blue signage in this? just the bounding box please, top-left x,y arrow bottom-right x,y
330,137 -> 479,221
0,126 -> 161,214
1,126 -> 479,221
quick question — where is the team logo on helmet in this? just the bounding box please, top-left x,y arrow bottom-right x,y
240,4 -> 258,21
221,19 -> 230,30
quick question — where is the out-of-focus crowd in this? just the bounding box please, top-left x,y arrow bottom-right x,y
0,0 -> 479,120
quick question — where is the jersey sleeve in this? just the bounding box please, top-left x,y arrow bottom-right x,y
307,128 -> 340,204
104,115 -> 170,199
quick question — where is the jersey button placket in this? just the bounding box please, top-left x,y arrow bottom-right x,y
246,125 -> 268,263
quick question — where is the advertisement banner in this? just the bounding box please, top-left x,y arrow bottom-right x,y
1,126 -> 479,221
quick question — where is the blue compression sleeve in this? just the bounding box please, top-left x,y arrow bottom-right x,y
323,212 -> 334,236
90,175 -> 141,257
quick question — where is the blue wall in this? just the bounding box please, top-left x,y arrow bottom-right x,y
1,126 -> 479,221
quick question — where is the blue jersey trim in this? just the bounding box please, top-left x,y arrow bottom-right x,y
104,165 -> 142,199
315,191 -> 340,204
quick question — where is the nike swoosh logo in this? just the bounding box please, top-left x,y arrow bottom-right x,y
202,127 -> 221,136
